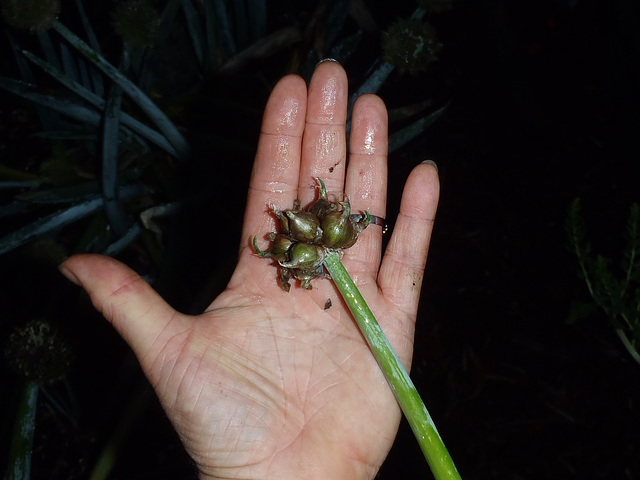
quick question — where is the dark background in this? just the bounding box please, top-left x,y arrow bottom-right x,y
1,0 -> 639,478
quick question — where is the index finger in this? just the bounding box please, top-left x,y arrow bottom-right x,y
297,61 -> 349,206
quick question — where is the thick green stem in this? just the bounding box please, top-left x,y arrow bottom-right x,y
6,381 -> 39,480
323,251 -> 461,480
615,328 -> 640,367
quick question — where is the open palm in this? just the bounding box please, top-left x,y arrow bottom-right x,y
60,61 -> 439,480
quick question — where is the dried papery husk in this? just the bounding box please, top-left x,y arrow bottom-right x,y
265,233 -> 295,261
291,265 -> 326,289
271,207 -> 290,235
308,177 -> 338,220
278,266 -> 292,292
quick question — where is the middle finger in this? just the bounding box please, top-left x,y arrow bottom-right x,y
298,60 -> 349,206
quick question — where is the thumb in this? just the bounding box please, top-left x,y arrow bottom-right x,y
59,254 -> 184,366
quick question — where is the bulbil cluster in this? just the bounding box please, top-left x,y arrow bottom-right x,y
253,178 -> 371,291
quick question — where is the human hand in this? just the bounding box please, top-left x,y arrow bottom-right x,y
59,60 -> 440,480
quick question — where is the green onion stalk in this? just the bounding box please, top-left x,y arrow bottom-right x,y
253,178 -> 461,478
323,251 -> 461,480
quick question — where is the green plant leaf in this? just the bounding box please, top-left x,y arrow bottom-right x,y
348,61 -> 394,114
218,26 -> 301,74
37,30 -> 62,72
210,0 -> 237,58
0,76 -> 149,153
622,203 -> 640,286
74,0 -> 104,55
60,41 -> 81,84
101,61 -> 129,236
247,0 -> 267,42
389,103 -> 449,153
5,382 -> 38,480
33,130 -> 98,141
72,211 -> 112,253
103,222 -> 142,256
388,98 -> 434,122
323,0 -> 351,48
0,76 -> 102,124
594,255 -> 618,308
52,22 -> 191,160
0,164 -> 39,183
347,6 -> 427,116
328,30 -> 363,65
233,0 -> 250,50
3,55 -> 178,156
0,201 -> 30,218
7,32 -> 61,130
0,184 -> 145,255
72,0 -> 105,96
15,181 -> 101,204
0,181 -> 39,190
182,0 -> 205,66
158,0 -> 184,40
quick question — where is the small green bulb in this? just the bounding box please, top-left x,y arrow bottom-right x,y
285,210 -> 323,243
253,234 -> 294,262
279,243 -> 325,271
321,197 -> 370,249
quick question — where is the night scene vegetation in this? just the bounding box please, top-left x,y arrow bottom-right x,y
1,0 -> 639,478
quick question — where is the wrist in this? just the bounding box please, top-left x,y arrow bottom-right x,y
196,457 -> 379,480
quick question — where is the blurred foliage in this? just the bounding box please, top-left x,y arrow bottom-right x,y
566,199 -> 640,366
417,0 -> 453,14
383,18 -> 442,75
4,319 -> 73,383
112,0 -> 162,49
0,0 -> 61,31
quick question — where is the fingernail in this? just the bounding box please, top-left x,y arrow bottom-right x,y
316,57 -> 340,67
59,264 -> 81,286
421,159 -> 438,171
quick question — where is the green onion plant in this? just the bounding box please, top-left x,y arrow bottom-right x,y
324,252 -> 461,479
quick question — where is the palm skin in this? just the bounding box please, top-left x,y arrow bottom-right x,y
60,61 -> 440,479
